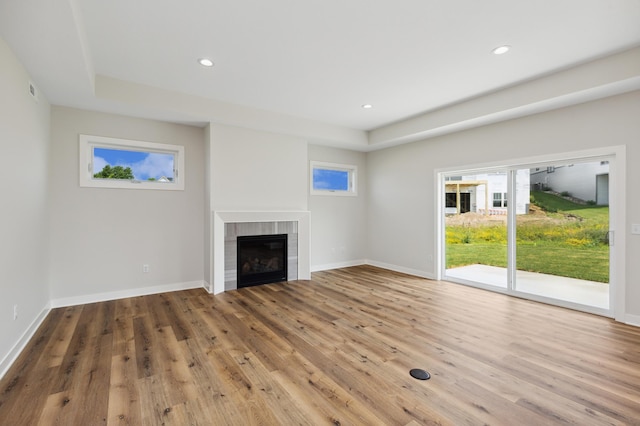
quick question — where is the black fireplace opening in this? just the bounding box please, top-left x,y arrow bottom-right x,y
237,234 -> 288,288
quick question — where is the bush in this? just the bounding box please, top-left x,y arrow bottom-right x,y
560,191 -> 571,197
475,226 -> 507,243
565,238 -> 592,247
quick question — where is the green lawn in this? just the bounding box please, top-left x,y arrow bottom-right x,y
530,191 -> 609,221
446,242 -> 609,283
446,192 -> 610,283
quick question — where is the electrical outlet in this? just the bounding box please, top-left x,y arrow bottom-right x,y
632,224 -> 640,235
143,264 -> 150,273
13,305 -> 18,321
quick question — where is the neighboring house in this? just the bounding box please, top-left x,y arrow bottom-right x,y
529,161 -> 609,205
445,170 -> 530,215
446,160 -> 610,217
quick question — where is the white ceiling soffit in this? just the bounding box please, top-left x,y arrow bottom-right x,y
0,0 -> 95,105
94,75 -> 369,149
1,0 -> 640,150
368,48 -> 640,150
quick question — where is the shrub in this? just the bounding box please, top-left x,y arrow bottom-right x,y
446,227 -> 471,244
475,226 -> 506,243
565,238 -> 587,246
561,191 -> 571,197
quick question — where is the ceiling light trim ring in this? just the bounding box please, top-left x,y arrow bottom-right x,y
198,58 -> 214,67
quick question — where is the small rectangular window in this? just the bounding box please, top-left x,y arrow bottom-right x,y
79,135 -> 184,190
492,192 -> 507,207
310,161 -> 357,196
493,193 -> 502,207
445,193 -> 457,208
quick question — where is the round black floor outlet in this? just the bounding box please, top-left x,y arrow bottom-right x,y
409,368 -> 431,380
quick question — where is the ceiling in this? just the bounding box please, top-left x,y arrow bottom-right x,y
2,0 -> 640,141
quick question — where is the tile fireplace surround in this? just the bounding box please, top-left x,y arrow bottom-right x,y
212,211 -> 311,294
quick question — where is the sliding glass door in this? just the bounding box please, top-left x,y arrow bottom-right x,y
514,161 -> 610,309
443,173 -> 508,289
441,155 -> 613,315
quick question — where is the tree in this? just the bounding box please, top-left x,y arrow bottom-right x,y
93,165 -> 134,180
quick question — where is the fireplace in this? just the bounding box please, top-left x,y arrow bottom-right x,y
237,234 -> 288,288
212,211 -> 310,294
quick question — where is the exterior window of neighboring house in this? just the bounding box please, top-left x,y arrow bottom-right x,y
493,192 -> 507,207
79,134 -> 185,190
310,161 -> 357,196
445,193 -> 457,208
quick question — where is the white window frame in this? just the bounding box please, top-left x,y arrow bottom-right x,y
310,161 -> 357,196
79,134 -> 185,190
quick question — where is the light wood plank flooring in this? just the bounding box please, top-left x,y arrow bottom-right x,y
1,265 -> 639,425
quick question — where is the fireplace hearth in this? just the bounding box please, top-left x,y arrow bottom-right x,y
237,234 -> 288,288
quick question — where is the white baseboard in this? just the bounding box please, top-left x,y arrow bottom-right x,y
0,304 -> 50,380
311,259 -> 366,272
50,280 -> 206,308
624,313 -> 640,328
311,259 -> 436,280
365,259 -> 437,280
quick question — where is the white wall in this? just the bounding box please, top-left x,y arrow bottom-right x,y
0,39 -> 51,374
367,90 -> 640,318
308,145 -> 367,270
48,107 -> 205,303
207,123 -> 308,288
210,124 -> 308,211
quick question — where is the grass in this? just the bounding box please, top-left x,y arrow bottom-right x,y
446,242 -> 609,283
446,191 -> 610,283
530,191 -> 609,221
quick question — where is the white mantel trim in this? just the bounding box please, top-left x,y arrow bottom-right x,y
212,211 -> 311,294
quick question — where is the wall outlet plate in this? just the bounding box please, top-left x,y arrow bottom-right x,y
632,224 -> 640,235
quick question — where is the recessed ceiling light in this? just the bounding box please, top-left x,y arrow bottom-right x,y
492,45 -> 510,55
362,104 -> 373,109
198,58 -> 214,67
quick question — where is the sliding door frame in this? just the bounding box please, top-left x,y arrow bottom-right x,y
435,146 -> 626,320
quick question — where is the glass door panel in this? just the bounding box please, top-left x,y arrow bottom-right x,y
444,173 -> 508,289
514,162 -> 610,309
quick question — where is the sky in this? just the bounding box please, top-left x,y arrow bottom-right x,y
313,169 -> 349,191
93,148 -> 174,180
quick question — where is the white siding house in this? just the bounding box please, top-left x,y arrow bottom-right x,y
445,170 -> 530,215
529,161 -> 609,205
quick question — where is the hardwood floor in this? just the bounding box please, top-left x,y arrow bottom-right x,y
1,265 -> 639,425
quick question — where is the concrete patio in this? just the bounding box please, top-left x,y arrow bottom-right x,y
445,264 -> 609,309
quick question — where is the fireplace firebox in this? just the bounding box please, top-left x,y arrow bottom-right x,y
237,234 -> 288,288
